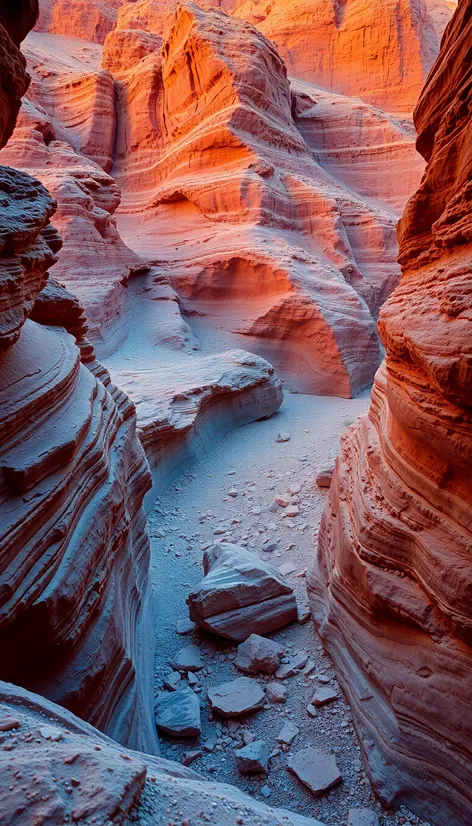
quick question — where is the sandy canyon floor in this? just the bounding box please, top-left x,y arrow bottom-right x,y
140,390 -> 429,826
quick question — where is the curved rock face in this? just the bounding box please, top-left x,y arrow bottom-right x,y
109,2 -> 422,397
0,681 -> 325,826
0,27 -> 143,352
308,3 -> 472,824
0,1 -> 157,754
234,0 -> 456,114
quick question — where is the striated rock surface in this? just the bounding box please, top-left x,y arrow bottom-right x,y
108,348 -> 283,500
188,542 -> 297,640
0,0 -> 157,754
35,0 -> 123,43
0,680 -> 326,826
0,95 -> 142,352
110,2 -> 415,396
235,0 -> 456,114
308,3 -> 472,824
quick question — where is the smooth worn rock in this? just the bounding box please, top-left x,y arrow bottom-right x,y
235,740 -> 269,774
169,644 -> 204,672
0,0 -> 157,755
0,680 -> 327,826
287,748 -> 342,797
235,634 -> 284,675
188,543 -> 297,641
308,4 -> 472,824
155,688 -> 201,737
207,677 -> 265,717
348,809 -> 380,826
176,618 -> 195,635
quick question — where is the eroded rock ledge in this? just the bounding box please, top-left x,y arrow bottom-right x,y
308,3 -> 472,824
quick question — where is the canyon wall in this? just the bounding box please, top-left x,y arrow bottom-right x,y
8,0 -> 440,396
0,0 -> 158,754
109,2 -> 421,397
233,0 -> 457,115
308,2 -> 472,824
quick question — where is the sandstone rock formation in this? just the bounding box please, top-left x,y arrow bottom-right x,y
308,3 -> 472,824
0,680 -> 326,826
110,2 -> 419,396
36,0 -> 123,43
108,348 -> 283,500
234,0 -> 456,114
0,0 -> 157,754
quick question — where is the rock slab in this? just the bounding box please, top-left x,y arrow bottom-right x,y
188,543 -> 297,641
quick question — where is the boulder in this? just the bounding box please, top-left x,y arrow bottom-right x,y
235,634 -> 284,674
188,543 -> 297,641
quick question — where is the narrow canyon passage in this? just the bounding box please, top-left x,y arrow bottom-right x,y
145,392 -> 425,826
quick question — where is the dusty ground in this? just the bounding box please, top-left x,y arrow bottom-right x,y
146,391 -> 429,826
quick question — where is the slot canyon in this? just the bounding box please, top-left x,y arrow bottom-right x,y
0,0 -> 470,824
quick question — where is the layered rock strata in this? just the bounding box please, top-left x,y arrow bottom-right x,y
0,680 -> 326,826
0,92 -> 142,352
108,348 -> 283,502
110,2 -> 413,396
308,3 -> 472,824
0,0 -> 157,754
233,0 -> 456,114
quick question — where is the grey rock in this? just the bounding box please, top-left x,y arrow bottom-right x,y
155,688 -> 201,737
169,644 -> 203,672
287,748 -> 342,797
176,618 -> 195,635
235,634 -> 284,675
275,651 -> 309,679
348,809 -> 380,826
312,686 -> 338,707
182,749 -> 203,766
188,543 -> 297,641
163,671 -> 181,691
266,682 -> 287,703
235,740 -> 269,774
208,677 -> 265,717
275,433 -> 290,443
296,603 -> 311,624
277,721 -> 299,746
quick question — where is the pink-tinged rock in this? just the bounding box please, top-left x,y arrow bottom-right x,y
35,0 -> 122,43
287,748 -> 342,797
112,2 -> 390,397
308,4 -> 472,824
238,0 -> 455,115
108,349 -> 283,501
188,543 -> 297,641
0,680 -> 327,826
0,1 -> 157,754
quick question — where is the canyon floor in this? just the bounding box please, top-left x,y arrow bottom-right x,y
141,390 -> 429,826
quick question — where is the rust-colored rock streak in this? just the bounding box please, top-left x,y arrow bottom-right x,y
234,0 -> 456,114
0,1 -> 157,754
308,3 -> 472,824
